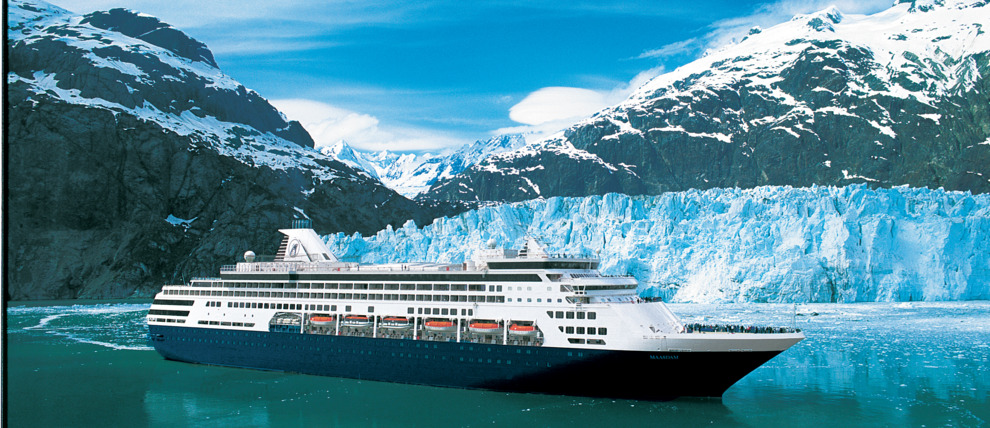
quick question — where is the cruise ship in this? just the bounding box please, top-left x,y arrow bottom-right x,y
147,220 -> 803,400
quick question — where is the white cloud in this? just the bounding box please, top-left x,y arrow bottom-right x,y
501,67 -> 665,143
637,38 -> 699,60
271,98 -> 466,152
508,87 -> 606,126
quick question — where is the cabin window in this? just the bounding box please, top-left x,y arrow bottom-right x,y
576,327 -> 585,334
345,305 -> 351,312
588,312 -> 596,320
566,312 -> 574,319
577,312 -> 585,319
408,307 -> 415,314
565,326 -> 574,334
599,327 -> 607,335
555,311 -> 564,318
368,306 -> 374,313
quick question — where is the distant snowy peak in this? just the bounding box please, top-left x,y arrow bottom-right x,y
6,0 -> 340,181
321,140 -> 381,180
324,134 -> 526,197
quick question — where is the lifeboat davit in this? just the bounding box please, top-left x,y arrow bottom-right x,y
509,324 -> 538,337
310,315 -> 335,326
381,317 -> 412,330
424,320 -> 456,332
342,315 -> 372,328
469,321 -> 501,334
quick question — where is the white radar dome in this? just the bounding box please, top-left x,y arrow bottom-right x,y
244,251 -> 256,262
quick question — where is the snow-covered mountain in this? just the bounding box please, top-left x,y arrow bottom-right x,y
327,185 -> 990,303
324,135 -> 526,197
6,0 -> 455,299
424,0 -> 990,201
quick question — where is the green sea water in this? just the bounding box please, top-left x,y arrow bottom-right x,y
6,301 -> 990,427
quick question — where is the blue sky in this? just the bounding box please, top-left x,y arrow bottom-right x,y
51,0 -> 889,152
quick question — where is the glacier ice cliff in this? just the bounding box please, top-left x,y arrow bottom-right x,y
326,185 -> 990,303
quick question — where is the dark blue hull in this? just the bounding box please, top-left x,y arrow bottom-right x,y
148,325 -> 780,400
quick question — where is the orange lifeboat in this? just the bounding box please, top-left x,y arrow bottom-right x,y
342,315 -> 372,328
381,317 -> 412,330
509,323 -> 538,337
469,321 -> 501,334
310,315 -> 335,326
424,319 -> 456,332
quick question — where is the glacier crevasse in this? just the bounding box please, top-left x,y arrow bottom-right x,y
325,185 -> 990,303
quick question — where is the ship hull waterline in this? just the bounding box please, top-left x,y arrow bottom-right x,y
148,325 -> 782,400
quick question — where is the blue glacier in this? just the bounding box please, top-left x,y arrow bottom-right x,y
324,185 -> 990,303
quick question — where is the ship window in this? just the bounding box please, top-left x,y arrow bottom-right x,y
497,286 -> 502,292
568,338 -> 586,344
587,339 -> 605,345
433,308 -> 440,315
565,326 -> 574,334
408,307 -> 414,314
588,312 -> 596,320
331,305 -> 337,311
555,311 -> 563,318
566,312 -> 574,319
576,327 -> 585,334
368,306 -> 374,313
537,299 -> 542,303
588,328 -> 596,335
441,309 -> 448,315
577,312 -> 585,319
345,305 -> 351,312
599,327 -> 607,335
468,309 -> 473,316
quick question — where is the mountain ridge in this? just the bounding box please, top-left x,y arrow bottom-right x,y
5,0 -> 463,299
422,0 -> 990,202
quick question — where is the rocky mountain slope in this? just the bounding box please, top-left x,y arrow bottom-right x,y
5,0 -> 461,299
324,134 -> 526,197
423,0 -> 990,202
